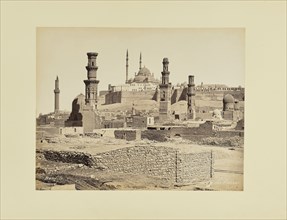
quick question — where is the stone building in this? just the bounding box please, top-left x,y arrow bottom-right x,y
54,76 -> 60,113
36,76 -> 69,127
159,58 -> 172,122
222,94 -> 244,121
105,52 -> 160,104
65,53 -> 101,133
187,75 -> 196,119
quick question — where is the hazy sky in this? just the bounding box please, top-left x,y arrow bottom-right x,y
37,28 -> 244,115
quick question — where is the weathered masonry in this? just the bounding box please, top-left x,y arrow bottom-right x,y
40,145 -> 214,185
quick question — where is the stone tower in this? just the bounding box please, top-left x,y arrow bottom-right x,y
187,75 -> 196,119
125,50 -> 129,84
54,76 -> 60,113
84,52 -> 100,109
139,52 -> 142,70
159,58 -> 172,121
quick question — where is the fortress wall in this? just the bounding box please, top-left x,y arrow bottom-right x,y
105,91 -> 122,104
120,91 -> 156,103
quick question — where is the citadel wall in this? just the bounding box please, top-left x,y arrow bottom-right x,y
105,90 -> 156,104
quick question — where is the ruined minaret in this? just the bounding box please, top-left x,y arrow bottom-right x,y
139,52 -> 142,70
159,58 -> 172,121
187,75 -> 196,119
125,50 -> 129,84
54,76 -> 60,113
84,52 -> 100,109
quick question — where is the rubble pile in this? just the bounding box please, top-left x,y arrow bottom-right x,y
42,150 -> 95,167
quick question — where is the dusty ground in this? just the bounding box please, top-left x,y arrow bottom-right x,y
36,135 -> 243,191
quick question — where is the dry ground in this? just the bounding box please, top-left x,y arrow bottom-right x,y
36,136 -> 243,191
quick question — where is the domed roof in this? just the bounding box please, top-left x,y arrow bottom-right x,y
138,67 -> 151,76
223,94 -> 235,103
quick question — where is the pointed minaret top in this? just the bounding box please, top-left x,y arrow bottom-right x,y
56,75 -> 59,80
126,49 -> 128,57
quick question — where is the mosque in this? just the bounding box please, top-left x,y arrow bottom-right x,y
105,51 -> 160,104
37,51 -> 244,135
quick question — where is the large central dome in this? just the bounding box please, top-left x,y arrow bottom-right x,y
137,67 -> 151,76
131,66 -> 159,83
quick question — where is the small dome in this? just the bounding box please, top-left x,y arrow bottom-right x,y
223,94 -> 235,103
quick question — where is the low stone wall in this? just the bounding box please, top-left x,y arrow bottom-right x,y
143,121 -> 243,142
114,129 -> 141,141
94,145 -> 213,184
177,151 -> 214,184
38,145 -> 213,185
94,146 -> 177,182
216,130 -> 244,138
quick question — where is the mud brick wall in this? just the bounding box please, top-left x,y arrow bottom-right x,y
114,129 -> 141,141
216,130 -> 244,138
235,119 -> 244,130
94,146 -> 177,182
142,130 -> 170,142
169,121 -> 213,138
177,152 -> 214,184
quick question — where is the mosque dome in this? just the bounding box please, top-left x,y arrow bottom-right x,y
133,66 -> 158,83
138,67 -> 151,76
223,94 -> 235,103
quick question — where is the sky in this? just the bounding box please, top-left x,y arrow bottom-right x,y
37,28 -> 244,115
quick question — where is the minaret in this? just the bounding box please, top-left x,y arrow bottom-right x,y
54,76 -> 60,113
125,50 -> 129,84
159,58 -> 172,121
84,52 -> 100,109
139,52 -> 142,70
187,75 -> 196,119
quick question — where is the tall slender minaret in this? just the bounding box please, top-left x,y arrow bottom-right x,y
54,76 -> 60,113
84,52 -> 100,109
159,58 -> 172,121
139,52 -> 142,70
187,75 -> 196,119
125,50 -> 129,84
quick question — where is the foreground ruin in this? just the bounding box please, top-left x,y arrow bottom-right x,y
36,133 -> 243,190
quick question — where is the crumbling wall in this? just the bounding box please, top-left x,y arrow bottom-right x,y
142,130 -> 169,142
40,150 -> 95,167
235,119 -> 244,130
114,129 -> 141,141
39,146 -> 213,184
169,121 -> 213,137
216,130 -> 244,138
